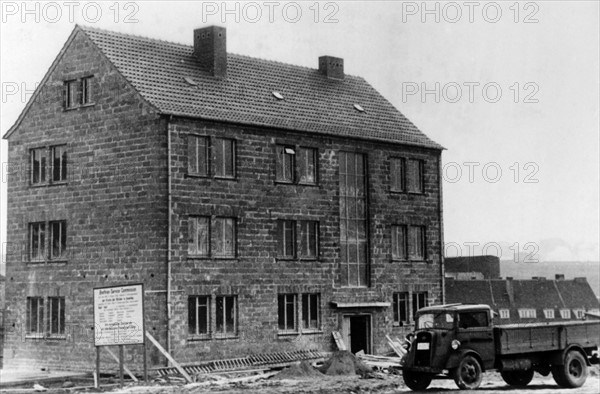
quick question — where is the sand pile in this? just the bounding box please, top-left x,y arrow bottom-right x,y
273,360 -> 325,380
318,351 -> 373,377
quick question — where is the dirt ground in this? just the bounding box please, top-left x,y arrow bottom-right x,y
3,364 -> 599,393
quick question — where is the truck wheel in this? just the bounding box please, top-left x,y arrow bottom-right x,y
403,370 -> 432,391
552,350 -> 588,388
453,355 -> 483,390
501,369 -> 534,387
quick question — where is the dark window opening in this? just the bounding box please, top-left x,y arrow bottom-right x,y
390,158 -> 405,192
27,297 -> 44,334
48,297 -> 65,335
277,220 -> 296,258
278,294 -> 297,332
216,295 -> 237,335
49,220 -> 67,260
276,145 -> 295,183
29,222 -> 46,261
412,292 -> 428,319
51,145 -> 68,183
301,293 -> 320,330
393,292 -> 409,325
298,221 -> 318,258
31,148 -> 47,185
188,296 -> 210,335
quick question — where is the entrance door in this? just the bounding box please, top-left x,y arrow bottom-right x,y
342,315 -> 371,354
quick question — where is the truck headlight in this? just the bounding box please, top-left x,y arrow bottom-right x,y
451,340 -> 461,350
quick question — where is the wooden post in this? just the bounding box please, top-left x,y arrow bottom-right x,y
119,345 -> 124,387
103,347 -> 138,382
145,331 -> 192,383
143,342 -> 148,382
95,346 -> 100,388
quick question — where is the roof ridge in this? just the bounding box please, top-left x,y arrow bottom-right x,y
79,24 -> 366,79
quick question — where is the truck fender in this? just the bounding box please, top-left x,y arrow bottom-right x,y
549,345 -> 591,366
446,350 -> 485,372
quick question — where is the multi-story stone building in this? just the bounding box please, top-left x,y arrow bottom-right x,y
2,25 -> 444,371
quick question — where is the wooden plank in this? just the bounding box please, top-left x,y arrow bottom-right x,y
145,331 -> 193,383
386,335 -> 406,358
332,331 -> 347,351
104,347 -> 139,382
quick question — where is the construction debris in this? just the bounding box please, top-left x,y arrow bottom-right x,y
318,351 -> 372,377
356,351 -> 402,370
386,334 -> 408,359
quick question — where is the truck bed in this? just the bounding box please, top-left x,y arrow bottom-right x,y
495,320 -> 600,355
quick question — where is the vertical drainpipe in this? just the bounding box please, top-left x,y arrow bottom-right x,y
438,152 -> 445,304
166,116 -> 172,356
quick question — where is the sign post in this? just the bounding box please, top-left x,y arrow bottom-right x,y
93,284 -> 145,387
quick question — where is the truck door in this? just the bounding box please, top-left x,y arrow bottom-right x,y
457,311 -> 495,369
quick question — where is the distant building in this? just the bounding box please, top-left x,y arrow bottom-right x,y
445,255 -> 500,280
446,275 -> 600,324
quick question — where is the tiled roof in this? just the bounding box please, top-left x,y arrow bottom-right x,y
556,280 -> 600,310
79,26 -> 443,149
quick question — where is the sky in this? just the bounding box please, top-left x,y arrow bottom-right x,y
1,1 -> 599,274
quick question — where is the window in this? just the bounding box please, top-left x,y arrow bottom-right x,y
339,152 -> 368,287
298,148 -> 317,184
64,77 -> 93,109
458,311 -> 489,329
29,222 -> 46,261
412,292 -> 428,319
277,220 -> 296,258
301,293 -> 320,330
27,297 -> 44,334
407,159 -> 424,193
391,225 -> 407,260
81,76 -> 93,105
573,309 -> 585,319
390,158 -> 405,192
49,220 -> 67,260
278,294 -> 297,332
188,216 -> 210,257
298,221 -> 318,259
64,80 -> 78,109
543,309 -> 555,319
188,296 -> 210,336
393,292 -> 409,326
276,145 -> 318,185
499,309 -> 510,319
560,309 -> 571,319
408,226 -> 426,260
214,138 -> 235,178
188,135 -> 208,176
31,148 -> 47,185
276,145 -> 295,183
51,145 -> 67,183
48,297 -> 65,335
518,309 -> 537,319
214,218 -> 236,258
216,296 -> 237,336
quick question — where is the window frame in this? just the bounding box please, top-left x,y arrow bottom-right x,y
47,296 -> 66,336
278,293 -> 298,333
215,295 -> 238,337
27,297 -> 45,336
560,309 -> 571,319
48,220 -> 67,261
187,135 -> 209,177
275,145 -> 296,184
30,147 -> 48,185
301,293 -> 321,331
391,224 -> 408,260
298,220 -> 319,259
406,158 -> 424,194
213,138 -> 236,179
499,309 -> 510,319
297,147 -> 318,185
29,222 -> 46,262
213,217 -> 236,258
392,292 -> 410,326
64,79 -> 79,110
277,219 -> 296,259
412,291 -> 429,321
543,309 -> 555,319
188,216 -> 210,258
81,76 -> 94,106
408,225 -> 426,261
188,295 -> 211,337
518,309 -> 537,319
390,157 -> 405,193
50,145 -> 68,184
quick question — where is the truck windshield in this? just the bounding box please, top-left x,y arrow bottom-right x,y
416,312 -> 455,330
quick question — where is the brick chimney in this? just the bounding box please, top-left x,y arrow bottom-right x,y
555,274 -> 565,281
193,26 -> 227,77
319,56 -> 344,80
505,278 -> 514,305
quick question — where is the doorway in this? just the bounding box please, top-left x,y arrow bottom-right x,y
342,315 -> 371,354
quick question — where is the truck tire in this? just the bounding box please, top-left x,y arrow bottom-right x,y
501,369 -> 534,387
403,370 -> 432,391
551,350 -> 588,388
453,355 -> 483,390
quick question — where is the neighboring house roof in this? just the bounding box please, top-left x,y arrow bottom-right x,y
4,25 -> 443,150
446,278 -> 600,312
